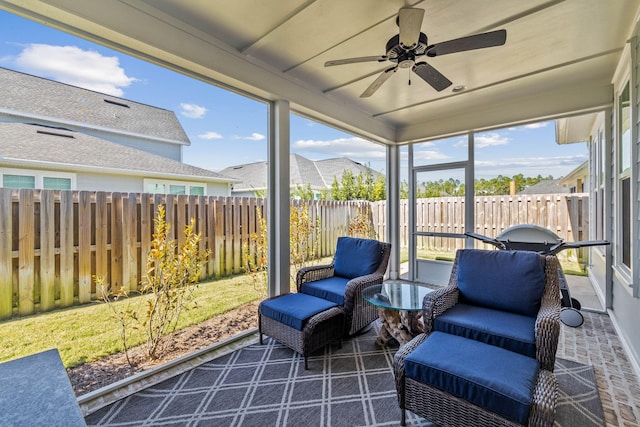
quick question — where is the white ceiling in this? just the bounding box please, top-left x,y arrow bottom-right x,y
1,0 -> 639,145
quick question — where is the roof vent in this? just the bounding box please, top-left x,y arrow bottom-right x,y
37,130 -> 75,138
104,99 -> 130,108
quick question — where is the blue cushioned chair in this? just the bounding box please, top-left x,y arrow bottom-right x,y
392,249 -> 561,426
423,249 -> 562,371
296,236 -> 391,335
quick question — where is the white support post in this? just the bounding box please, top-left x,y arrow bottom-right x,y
386,144 -> 400,279
268,100 -> 290,297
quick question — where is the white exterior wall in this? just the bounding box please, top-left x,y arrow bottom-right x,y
206,182 -> 232,196
76,172 -> 142,192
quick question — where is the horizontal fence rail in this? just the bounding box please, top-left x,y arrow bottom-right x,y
0,189 -> 370,318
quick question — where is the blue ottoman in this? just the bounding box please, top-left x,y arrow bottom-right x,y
395,331 -> 558,426
259,293 -> 344,369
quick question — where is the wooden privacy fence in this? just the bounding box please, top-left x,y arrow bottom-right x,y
0,189 -> 370,319
371,193 -> 589,254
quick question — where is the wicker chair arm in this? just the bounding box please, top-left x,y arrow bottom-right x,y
422,285 -> 459,333
393,333 -> 430,408
527,369 -> 558,427
343,273 -> 384,314
295,264 -> 334,292
535,255 -> 562,372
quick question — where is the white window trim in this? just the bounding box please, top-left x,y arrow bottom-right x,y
1,167 -> 76,189
143,178 -> 208,196
611,41 -> 635,293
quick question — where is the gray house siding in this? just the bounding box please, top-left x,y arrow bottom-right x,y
78,130 -> 182,161
586,25 -> 640,375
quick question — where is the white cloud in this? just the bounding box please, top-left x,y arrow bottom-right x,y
245,133 -> 265,141
197,131 -> 223,140
14,44 -> 136,96
180,103 -> 207,119
524,122 -> 549,129
292,137 -> 386,160
475,154 -> 588,177
455,133 -> 510,149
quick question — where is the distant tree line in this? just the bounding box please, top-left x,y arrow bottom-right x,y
291,172 -> 554,201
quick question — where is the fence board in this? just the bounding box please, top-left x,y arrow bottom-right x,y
111,193 -> 123,292
95,192 -> 108,291
39,190 -> 55,311
0,189 -> 12,318
126,193 -> 138,292
78,191 -> 92,303
18,190 -> 35,315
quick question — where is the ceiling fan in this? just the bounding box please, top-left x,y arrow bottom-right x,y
324,7 -> 507,97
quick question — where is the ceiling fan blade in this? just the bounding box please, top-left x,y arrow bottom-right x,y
398,7 -> 425,49
361,67 -> 397,98
325,56 -> 387,66
413,62 -> 452,92
426,29 -> 507,57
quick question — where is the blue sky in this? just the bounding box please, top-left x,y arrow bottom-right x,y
0,10 -> 587,178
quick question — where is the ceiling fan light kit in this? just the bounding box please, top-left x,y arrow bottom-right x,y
325,7 -> 507,98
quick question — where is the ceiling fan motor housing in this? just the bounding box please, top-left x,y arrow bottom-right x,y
385,33 -> 429,64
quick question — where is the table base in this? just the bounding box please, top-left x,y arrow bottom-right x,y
375,308 -> 424,346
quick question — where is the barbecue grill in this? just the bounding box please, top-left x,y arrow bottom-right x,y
466,224 -> 609,327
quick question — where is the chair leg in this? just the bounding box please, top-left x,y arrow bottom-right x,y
259,332 -> 263,345
400,409 -> 406,426
304,356 -> 308,370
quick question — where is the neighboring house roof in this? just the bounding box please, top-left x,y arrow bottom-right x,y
0,123 -> 233,182
518,178 -> 570,194
219,153 -> 381,193
314,157 -> 379,186
0,67 -> 189,145
557,160 -> 588,188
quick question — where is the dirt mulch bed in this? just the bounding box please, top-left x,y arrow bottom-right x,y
67,301 -> 260,396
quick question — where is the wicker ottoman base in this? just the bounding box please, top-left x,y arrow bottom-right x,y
259,294 -> 345,369
403,369 -> 557,427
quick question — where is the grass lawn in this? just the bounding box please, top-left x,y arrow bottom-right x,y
0,274 -> 262,368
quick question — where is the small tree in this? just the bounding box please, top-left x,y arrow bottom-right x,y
99,205 -> 210,362
242,206 -> 269,294
348,206 -> 377,239
243,202 -> 320,294
289,202 -> 321,285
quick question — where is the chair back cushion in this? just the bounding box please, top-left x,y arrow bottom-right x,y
333,237 -> 382,279
457,249 -> 546,317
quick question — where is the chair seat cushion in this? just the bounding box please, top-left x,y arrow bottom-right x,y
300,276 -> 350,305
259,293 -> 338,331
333,236 -> 382,279
457,249 -> 545,317
434,303 -> 536,358
404,331 -> 540,425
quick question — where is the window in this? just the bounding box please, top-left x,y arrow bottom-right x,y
169,185 -> 186,195
43,177 -> 71,190
189,186 -> 204,196
594,129 -> 605,240
144,179 -> 207,196
618,81 -> 631,269
3,174 -> 36,189
2,168 -> 76,190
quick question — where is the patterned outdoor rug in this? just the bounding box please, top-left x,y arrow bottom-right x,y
86,322 -> 604,426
